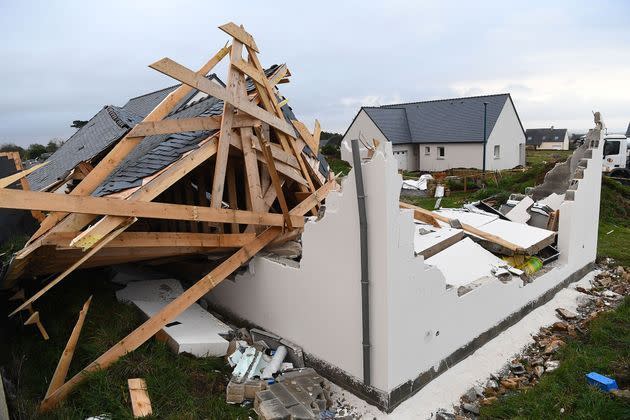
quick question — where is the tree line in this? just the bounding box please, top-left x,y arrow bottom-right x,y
0,120 -> 87,161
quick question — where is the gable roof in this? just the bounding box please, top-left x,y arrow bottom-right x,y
525,128 -> 568,146
352,93 -> 520,145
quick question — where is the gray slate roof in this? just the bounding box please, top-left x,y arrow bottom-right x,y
29,66 -> 326,197
525,128 -> 568,146
352,94 -> 519,145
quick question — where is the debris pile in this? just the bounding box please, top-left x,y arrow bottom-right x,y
438,263 -> 629,419
2,22 -> 337,412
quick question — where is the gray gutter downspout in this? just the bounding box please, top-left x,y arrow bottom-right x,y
351,139 -> 371,386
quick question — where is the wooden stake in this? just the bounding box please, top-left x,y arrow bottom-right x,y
45,296 -> 92,398
24,311 -> 49,340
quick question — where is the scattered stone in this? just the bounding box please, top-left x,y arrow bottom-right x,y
500,378 -> 519,390
544,360 -> 559,371
543,339 -> 565,355
533,366 -> 544,378
556,308 -> 578,320
486,379 -> 499,390
611,389 -> 630,399
510,363 -> 526,375
531,358 -> 544,367
462,402 -> 480,415
434,410 -> 456,420
551,321 -> 568,332
480,396 -> 497,406
462,387 -> 478,403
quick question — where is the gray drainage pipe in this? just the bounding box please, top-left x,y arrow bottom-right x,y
351,139 -> 371,386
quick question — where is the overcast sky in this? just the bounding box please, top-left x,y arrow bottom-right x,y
1,0 -> 629,146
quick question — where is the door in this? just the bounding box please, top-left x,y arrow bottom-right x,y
393,150 -> 409,171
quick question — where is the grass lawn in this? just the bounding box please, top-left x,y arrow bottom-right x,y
526,149 -> 573,166
4,271 -> 252,420
480,297 -> 630,419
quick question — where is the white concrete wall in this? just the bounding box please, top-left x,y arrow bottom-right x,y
208,128 -> 603,394
342,109 -> 389,157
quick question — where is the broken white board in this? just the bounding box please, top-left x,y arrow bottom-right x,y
414,224 -> 464,259
478,219 -> 555,253
425,237 -> 512,288
116,279 -> 231,357
537,192 -> 565,211
435,208 -> 498,228
505,196 -> 534,224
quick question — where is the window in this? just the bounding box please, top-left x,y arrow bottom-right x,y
554,136 -> 559,140
424,146 -> 431,155
604,140 -> 620,156
527,136 -> 532,141
494,145 -> 500,159
437,146 -> 445,159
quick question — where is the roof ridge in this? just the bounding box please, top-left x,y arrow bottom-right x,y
376,93 -> 510,108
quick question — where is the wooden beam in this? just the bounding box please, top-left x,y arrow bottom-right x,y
45,296 -> 92,398
128,378 -> 152,418
148,58 -> 297,138
211,40 -> 244,214
239,130 -> 265,213
226,164 -> 240,234
39,180 -> 334,412
195,167 -> 210,233
291,120 -> 319,153
255,127 -> 292,229
127,115 -> 257,138
313,119 -> 321,151
0,162 -> 47,189
231,58 -> 267,86
9,219 -> 135,317
45,232 -> 257,249
218,22 -> 259,52
399,201 -> 525,252
399,202 -> 440,228
30,45 -> 231,242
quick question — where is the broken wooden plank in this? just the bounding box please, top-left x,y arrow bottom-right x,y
218,22 -> 259,52
0,188 -> 305,229
9,219 -> 136,317
0,162 -> 47,189
127,115 -> 258,138
44,232 -> 257,249
39,182 -> 335,412
399,202 -> 440,228
24,311 -> 49,340
45,296 -> 92,398
149,58 -> 297,138
399,201 -> 525,253
128,378 -> 152,418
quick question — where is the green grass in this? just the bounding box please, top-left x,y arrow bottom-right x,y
480,297 -> 630,419
5,271 -> 252,420
526,149 -> 573,166
597,177 -> 630,267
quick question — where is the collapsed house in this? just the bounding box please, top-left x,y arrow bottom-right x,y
0,21 -> 605,416
0,23 -> 336,412
205,119 -> 604,411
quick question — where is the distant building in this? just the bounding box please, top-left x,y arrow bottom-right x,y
525,127 -> 569,150
342,93 -> 526,172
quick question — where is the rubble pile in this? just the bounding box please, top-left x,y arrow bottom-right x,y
435,262 -> 629,419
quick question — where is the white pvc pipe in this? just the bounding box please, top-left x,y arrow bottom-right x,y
261,345 -> 287,379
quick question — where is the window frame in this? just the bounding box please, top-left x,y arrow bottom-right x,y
437,146 -> 445,160
493,145 -> 500,159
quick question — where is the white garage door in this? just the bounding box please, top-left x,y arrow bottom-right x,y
393,150 -> 409,171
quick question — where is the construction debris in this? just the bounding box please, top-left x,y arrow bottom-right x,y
0,22 -> 337,412
441,263 -> 629,418
127,378 -> 152,418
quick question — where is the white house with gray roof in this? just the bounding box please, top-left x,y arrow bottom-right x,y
341,93 -> 526,172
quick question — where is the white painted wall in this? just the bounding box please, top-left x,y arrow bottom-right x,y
538,131 -> 570,150
342,110 -> 389,155
207,128 -> 603,395
418,143 -> 483,171
391,143 -> 416,171
483,99 -> 525,170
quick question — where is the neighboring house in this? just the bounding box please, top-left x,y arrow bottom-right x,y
525,127 -> 570,150
341,93 -> 526,172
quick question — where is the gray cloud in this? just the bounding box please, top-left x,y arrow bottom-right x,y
1,0 -> 629,146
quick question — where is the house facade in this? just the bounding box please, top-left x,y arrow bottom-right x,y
341,93 -> 526,172
525,127 -> 570,150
